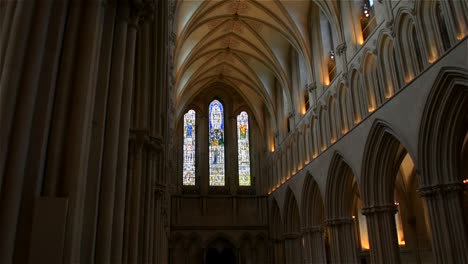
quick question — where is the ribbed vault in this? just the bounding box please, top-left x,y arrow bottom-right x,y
174,0 -> 330,123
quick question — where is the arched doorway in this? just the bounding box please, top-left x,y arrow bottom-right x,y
205,237 -> 237,264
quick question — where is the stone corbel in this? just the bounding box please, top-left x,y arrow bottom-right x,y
130,0 -> 156,26
307,82 -> 317,93
336,43 -> 347,57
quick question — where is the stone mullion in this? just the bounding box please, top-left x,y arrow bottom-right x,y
0,1 -> 50,263
362,204 -> 401,264
229,116 -> 238,193
420,184 -> 468,263
199,116 -> 209,194
326,218 -> 358,264
95,4 -> 129,262
111,10 -> 140,263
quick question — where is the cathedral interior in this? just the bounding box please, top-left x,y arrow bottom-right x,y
0,0 -> 467,263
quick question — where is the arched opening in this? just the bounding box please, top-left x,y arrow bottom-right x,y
394,153 -> 432,262
418,69 -> 468,261
301,174 -> 327,263
325,153 -> 361,263
206,237 -> 237,264
361,121 -> 431,263
270,200 -> 285,264
283,189 -> 302,263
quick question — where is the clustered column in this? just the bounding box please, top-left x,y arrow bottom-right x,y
362,204 -> 401,264
325,218 -> 358,263
0,0 -> 173,263
302,226 -> 327,264
419,183 -> 468,263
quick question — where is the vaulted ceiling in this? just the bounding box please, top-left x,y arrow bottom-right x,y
174,0 -> 337,125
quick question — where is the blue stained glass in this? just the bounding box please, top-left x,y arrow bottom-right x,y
209,100 -> 225,186
183,110 -> 196,186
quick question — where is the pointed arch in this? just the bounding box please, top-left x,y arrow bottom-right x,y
418,67 -> 468,186
362,51 -> 381,113
361,120 -> 411,206
338,83 -> 354,133
328,95 -> 341,143
377,33 -> 400,98
301,174 -> 325,227
350,68 -> 365,123
325,153 -> 359,219
395,11 -> 425,82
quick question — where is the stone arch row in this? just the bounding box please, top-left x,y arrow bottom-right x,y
169,232 -> 269,264
267,0 -> 466,193
269,68 -> 468,263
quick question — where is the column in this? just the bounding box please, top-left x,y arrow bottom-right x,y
127,133 -> 145,263
61,2 -> 106,262
80,2 -> 115,262
95,4 -> 129,262
325,218 -> 358,263
0,2 -> 50,263
419,183 -> 468,263
362,204 -> 401,264
0,0 -> 35,191
111,7 -> 140,263
283,233 -> 302,263
302,226 -> 327,264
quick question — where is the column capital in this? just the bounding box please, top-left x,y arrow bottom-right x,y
307,82 -> 317,93
282,232 -> 301,240
324,217 -> 354,226
129,0 -> 156,27
301,225 -> 324,234
418,182 -> 465,197
361,204 -> 398,216
336,43 -> 347,56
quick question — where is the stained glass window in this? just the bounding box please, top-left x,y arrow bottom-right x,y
209,100 -> 225,186
183,110 -> 196,186
237,111 -> 251,186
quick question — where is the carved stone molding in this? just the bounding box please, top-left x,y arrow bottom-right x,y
418,182 -> 465,197
307,82 -> 317,93
301,226 -> 324,234
324,218 -> 354,226
283,232 -> 301,240
130,0 -> 156,26
336,43 -> 347,56
361,204 -> 398,216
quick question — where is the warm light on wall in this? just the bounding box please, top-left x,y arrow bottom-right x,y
405,74 -> 414,83
463,179 -> 468,184
428,48 -> 438,64
395,202 -> 406,247
358,212 -> 370,250
358,36 -> 364,45
368,106 -> 375,112
271,145 -> 275,152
